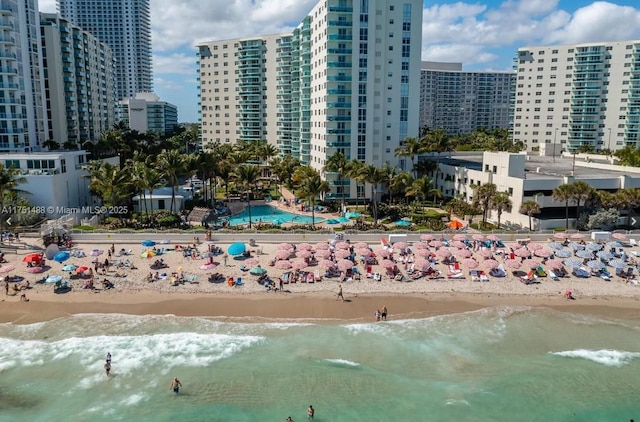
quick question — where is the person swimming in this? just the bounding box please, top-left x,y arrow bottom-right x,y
170,377 -> 182,393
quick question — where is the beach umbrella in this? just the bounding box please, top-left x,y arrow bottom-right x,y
609,259 -> 627,269
315,249 -> 332,259
277,243 -> 293,251
62,264 -> 77,272
575,250 -> 594,259
249,266 -> 267,276
414,241 -> 428,249
436,248 -> 452,258
75,266 -> 89,274
564,258 -> 583,268
585,242 -> 602,251
429,240 -> 444,248
553,232 -> 569,239
0,265 -> 15,274
227,242 -> 246,256
275,260 -> 292,270
335,241 -> 350,250
527,242 -> 544,251
53,251 -> 71,263
487,234 -> 500,242
568,242 -> 584,250
200,263 -> 216,270
555,249 -> 572,258
546,259 -> 565,269
23,253 -> 43,263
141,240 -> 156,247
334,249 -> 351,259
463,258 -> 478,268
415,248 -> 432,257
380,259 -> 396,268
455,249 -> 472,259
276,250 -> 291,260
453,234 -> 467,241
315,242 -> 330,250
606,241 -> 622,249
522,259 -> 541,269
586,260 -> 604,270
612,233 -> 628,241
394,241 -> 409,250
504,259 -> 521,269
296,250 -> 312,259
45,275 -> 63,284
141,250 -> 157,259
319,259 -> 335,268
570,233 -> 585,240
447,220 -> 464,230
354,242 -> 369,249
451,240 -> 466,249
472,234 -> 485,241
482,259 -> 500,270
26,266 -> 44,274
297,243 -> 313,251
90,249 -> 104,256
548,242 -> 563,250
375,249 -> 391,257
414,259 -> 431,271
356,248 -> 372,257
534,249 -> 552,258
514,248 -> 531,258
596,251 -> 614,260
476,249 -> 493,258
337,259 -> 354,271
292,261 -> 308,270
420,234 -> 435,241
244,258 -> 260,267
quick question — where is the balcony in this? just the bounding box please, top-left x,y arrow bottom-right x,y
328,20 -> 353,27
327,129 -> 351,134
327,75 -> 352,82
0,36 -> 14,43
327,102 -> 351,108
328,6 -> 353,12
327,89 -> 352,95
327,142 -> 351,148
0,19 -> 13,29
327,48 -> 352,54
327,34 -> 352,41
328,61 -> 352,68
0,67 -> 17,74
0,83 -> 18,89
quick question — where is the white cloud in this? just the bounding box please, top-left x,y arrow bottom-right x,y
154,77 -> 185,91
153,53 -> 196,75
422,43 -> 498,66
38,0 -> 56,13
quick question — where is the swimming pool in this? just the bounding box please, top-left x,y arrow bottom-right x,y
223,205 -> 324,226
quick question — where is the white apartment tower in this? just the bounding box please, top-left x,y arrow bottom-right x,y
513,40 -> 640,152
198,0 -> 422,200
419,61 -> 515,135
58,0 -> 152,100
40,13 -> 117,148
0,0 -> 48,152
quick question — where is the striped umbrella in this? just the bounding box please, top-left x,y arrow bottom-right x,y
380,259 -> 396,268
414,259 -> 431,271
414,242 -> 429,249
564,258 -> 583,268
534,249 -> 552,258
606,241 -> 622,249
514,248 -> 531,258
586,260 -> 604,270
548,242 -> 564,250
505,259 -> 521,269
244,258 -> 260,267
356,248 -> 372,257
375,249 -> 391,257
275,260 -> 292,270
296,250 -> 312,259
394,242 -> 409,250
335,241 -> 350,250
451,240 -> 466,249
522,259 -> 541,269
420,234 -> 435,241
553,232 -> 569,239
416,248 -> 432,257
337,259 -> 354,271
354,242 -> 369,249
319,259 -> 336,268
482,259 -> 500,269
546,259 -> 565,269
315,242 -> 330,250
277,243 -> 293,250
612,233 -> 628,241
436,248 -> 452,258
334,249 -> 351,259
276,250 -> 291,260
453,234 -> 467,241
596,251 -> 614,260
609,259 -> 627,269
297,243 -> 313,251
292,261 -> 308,270
476,249 -> 494,258
585,242 -> 602,251
455,249 -> 472,259
568,242 -> 585,250
555,249 -> 572,258
527,243 -> 544,251
315,249 -> 332,259
463,258 -> 479,269
575,250 -> 594,259
570,233 -> 586,240
429,240 -> 444,248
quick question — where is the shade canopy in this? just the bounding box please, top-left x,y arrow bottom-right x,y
227,242 -> 246,256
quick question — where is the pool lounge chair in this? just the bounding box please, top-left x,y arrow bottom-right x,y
470,270 -> 480,282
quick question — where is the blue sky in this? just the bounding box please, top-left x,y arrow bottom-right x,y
40,0 -> 640,123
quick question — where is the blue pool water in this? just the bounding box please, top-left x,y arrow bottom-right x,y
223,205 -> 324,226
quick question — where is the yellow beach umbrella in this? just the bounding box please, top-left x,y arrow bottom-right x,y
141,249 -> 157,258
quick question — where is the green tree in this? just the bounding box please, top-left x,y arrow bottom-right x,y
0,164 -> 27,229
360,164 -> 385,223
323,151 -> 349,208
552,184 -> 573,230
569,181 -> 594,222
86,161 -> 129,208
472,183 -> 497,227
394,137 -> 423,178
492,191 -> 512,228
519,199 -> 541,231
157,149 -> 186,213
234,164 -> 261,229
614,146 -> 640,167
294,168 -> 330,228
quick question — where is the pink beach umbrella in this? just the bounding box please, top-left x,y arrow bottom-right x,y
414,259 -> 431,271
463,258 -> 479,269
292,261 -> 308,270
553,232 -> 569,240
472,234 -> 485,241
200,263 -> 216,270
0,265 -> 15,274
429,240 -> 444,248
570,233 -> 585,240
297,243 -> 313,251
612,233 -> 628,241
335,241 -> 350,250
514,248 -> 531,258
375,248 -> 391,257
315,249 -> 332,259
354,242 -> 369,249
455,249 -> 472,259
356,248 -> 372,257
334,249 -> 351,259
451,240 -> 466,249
90,249 -> 103,256
275,260 -> 292,270
436,248 -> 452,258
527,243 -> 544,251
416,248 -> 432,257
546,259 -> 565,269
534,249 -> 552,258
296,250 -> 312,259
420,234 -> 435,241
277,243 -> 293,250
453,234 -> 467,241
505,242 -> 521,250
522,258 -> 541,269
276,250 -> 291,260
487,234 -> 500,241
394,241 -> 409,250
244,258 -> 260,267
337,259 -> 354,271
26,266 -> 44,274
414,242 -> 429,249
481,259 -> 500,270
505,259 -> 522,269
476,249 -> 493,259
380,259 -> 396,268
319,259 -> 336,268
315,242 -> 330,250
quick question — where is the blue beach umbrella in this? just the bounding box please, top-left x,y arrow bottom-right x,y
249,267 -> 267,276
548,242 -> 563,250
586,260 -> 604,270
606,241 -> 622,249
555,249 -> 572,258
575,250 -> 594,259
568,242 -> 585,250
62,264 -> 77,272
53,251 -> 70,263
585,242 -> 602,252
564,258 -> 583,268
227,242 -> 246,256
45,275 -> 63,284
609,259 -> 627,269
596,251 -> 614,260
141,240 -> 156,247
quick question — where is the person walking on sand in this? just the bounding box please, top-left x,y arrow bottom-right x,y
381,305 -> 388,321
336,284 -> 344,301
307,405 -> 315,420
170,377 -> 182,393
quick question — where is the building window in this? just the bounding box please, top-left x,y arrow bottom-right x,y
61,159 -> 66,173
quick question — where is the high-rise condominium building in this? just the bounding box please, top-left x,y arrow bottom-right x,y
513,40 -> 640,152
58,0 -> 152,100
40,13 -> 117,147
419,61 -> 515,135
117,92 -> 178,136
0,0 -> 48,152
198,0 -> 422,199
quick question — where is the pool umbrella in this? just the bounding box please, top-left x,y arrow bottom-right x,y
575,250 -> 594,259
45,275 -> 63,284
570,233 -> 585,240
553,232 -> 569,239
453,234 -> 467,241
451,240 -> 466,249
75,266 -> 89,274
23,253 -> 43,263
380,259 -> 395,268
555,249 -> 572,258
545,259 -> 565,269
227,242 -> 246,256
275,260 -> 292,270
277,243 -> 293,250
522,259 -> 541,269
455,249 -> 472,259
548,242 -> 564,250
534,249 -> 552,258
90,249 -> 104,256
436,248 -> 451,258
514,248 -> 531,258
276,250 -> 291,260
337,259 -> 354,271
504,259 -> 521,269
319,259 -> 335,268
472,234 -> 485,241
596,251 -> 614,260
527,242 -> 544,251
297,243 -> 313,250
476,249 -> 493,258
482,259 -> 500,270
292,261 -> 308,270
141,240 -> 156,247
394,242 -> 409,250
612,233 -> 628,241
487,234 -> 500,241
585,243 -> 602,251
420,234 -> 435,241
609,259 -> 627,269
249,266 -> 267,275
587,260 -> 604,270
296,250 -> 312,259
0,265 -> 15,274
26,266 -> 44,274
141,250 -> 157,258
315,249 -> 332,259
62,264 -> 77,272
53,251 -> 70,263
463,258 -> 478,269
447,220 -> 464,230
395,220 -> 411,227
244,258 -> 260,267
564,258 -> 583,268
315,242 -> 330,250
335,241 -> 350,250
200,263 -> 216,270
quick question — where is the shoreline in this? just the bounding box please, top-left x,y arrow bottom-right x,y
2,290 -> 640,325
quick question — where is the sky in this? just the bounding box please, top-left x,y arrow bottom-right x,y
38,0 -> 640,123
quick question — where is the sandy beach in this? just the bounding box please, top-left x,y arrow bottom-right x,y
2,235 -> 640,324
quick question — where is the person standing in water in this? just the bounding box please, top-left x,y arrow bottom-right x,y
307,405 -> 315,420
104,361 -> 111,377
106,352 -> 112,364
381,305 -> 388,321
170,377 -> 182,394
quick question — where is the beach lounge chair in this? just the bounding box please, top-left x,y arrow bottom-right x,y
548,269 -> 559,281
535,266 -> 547,278
572,267 -> 590,278
479,271 -> 489,282
630,239 -> 637,247
520,271 -> 538,284
447,272 -> 465,279
470,270 -> 480,282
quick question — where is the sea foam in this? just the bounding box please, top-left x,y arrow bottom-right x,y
551,349 -> 640,367
324,358 -> 361,367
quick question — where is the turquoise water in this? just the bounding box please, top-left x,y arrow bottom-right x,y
1,308 -> 640,421
224,205 -> 324,226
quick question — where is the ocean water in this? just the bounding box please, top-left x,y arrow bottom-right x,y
0,308 -> 639,421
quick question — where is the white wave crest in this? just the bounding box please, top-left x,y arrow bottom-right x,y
324,358 -> 360,367
551,349 -> 640,367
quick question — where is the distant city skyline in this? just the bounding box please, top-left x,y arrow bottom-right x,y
39,0 -> 640,123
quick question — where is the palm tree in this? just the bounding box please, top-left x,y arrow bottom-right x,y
381,162 -> 399,205
552,184 -> 573,230
87,162 -> 129,208
519,199 -> 541,231
472,183 -> 497,227
156,149 -> 186,213
617,188 -> 640,227
360,164 -> 385,223
234,164 -> 261,229
0,164 -> 27,230
405,176 -> 438,213
323,151 -> 349,208
294,168 -> 330,228
421,128 -> 453,186
394,137 -> 423,178
346,160 -> 366,210
569,181 -> 594,222
492,191 -> 512,228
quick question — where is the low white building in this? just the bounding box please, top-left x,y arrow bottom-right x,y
132,186 -> 193,213
1,151 -> 92,218
431,151 -> 640,230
